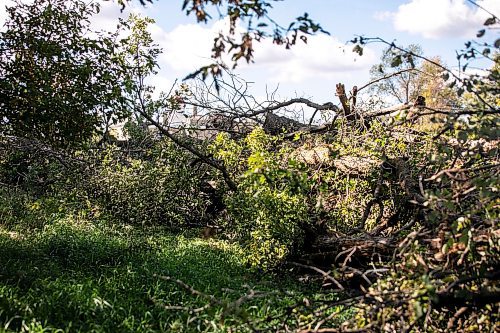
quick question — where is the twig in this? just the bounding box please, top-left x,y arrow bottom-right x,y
138,109 -> 237,191
357,68 -> 419,93
426,164 -> 499,181
289,262 -> 344,290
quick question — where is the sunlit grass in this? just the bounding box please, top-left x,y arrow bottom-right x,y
0,217 -> 320,332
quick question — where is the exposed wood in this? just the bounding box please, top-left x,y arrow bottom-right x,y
336,83 -> 350,117
350,85 -> 358,114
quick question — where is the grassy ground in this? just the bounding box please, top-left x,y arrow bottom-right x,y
0,215 -> 324,332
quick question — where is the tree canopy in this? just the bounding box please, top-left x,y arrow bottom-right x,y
0,0 -> 127,147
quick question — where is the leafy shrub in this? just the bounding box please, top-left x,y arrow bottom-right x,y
0,138 -> 84,228
211,128 -> 312,268
0,136 -> 213,230
89,140 -> 210,227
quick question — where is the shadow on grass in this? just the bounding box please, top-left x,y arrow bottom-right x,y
0,222 -> 306,332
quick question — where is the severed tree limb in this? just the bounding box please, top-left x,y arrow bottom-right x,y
283,102 -> 412,138
336,83 -> 350,117
282,102 -> 411,138
350,85 -> 358,114
241,98 -> 338,119
136,108 -> 237,191
284,115 -> 340,139
362,103 -> 412,119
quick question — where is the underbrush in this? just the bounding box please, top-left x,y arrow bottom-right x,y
0,138 -> 213,229
1,109 -> 497,332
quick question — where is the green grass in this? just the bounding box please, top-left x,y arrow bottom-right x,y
0,216 -> 322,332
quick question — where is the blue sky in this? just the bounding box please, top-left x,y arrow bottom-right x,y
1,0 -> 499,103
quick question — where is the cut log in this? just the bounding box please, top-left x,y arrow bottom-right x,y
291,145 -> 381,175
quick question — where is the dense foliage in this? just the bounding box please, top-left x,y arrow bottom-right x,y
0,0 -> 498,332
89,142 -> 210,227
211,129 -> 313,268
0,0 -> 127,147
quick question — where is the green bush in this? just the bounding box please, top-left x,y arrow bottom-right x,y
211,128 -> 312,268
89,140 -> 209,227
0,137 -> 213,229
0,139 -> 82,228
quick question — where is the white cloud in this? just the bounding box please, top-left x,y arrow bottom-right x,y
377,0 -> 500,39
90,1 -> 147,34
251,34 -> 376,83
147,75 -> 173,98
1,0 -> 375,97
152,18 -> 251,74
149,18 -> 376,84
91,1 -> 130,32
153,23 -> 215,72
373,11 -> 394,22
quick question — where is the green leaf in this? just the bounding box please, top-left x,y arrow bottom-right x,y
353,45 -> 363,56
390,55 -> 402,67
457,130 -> 468,143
